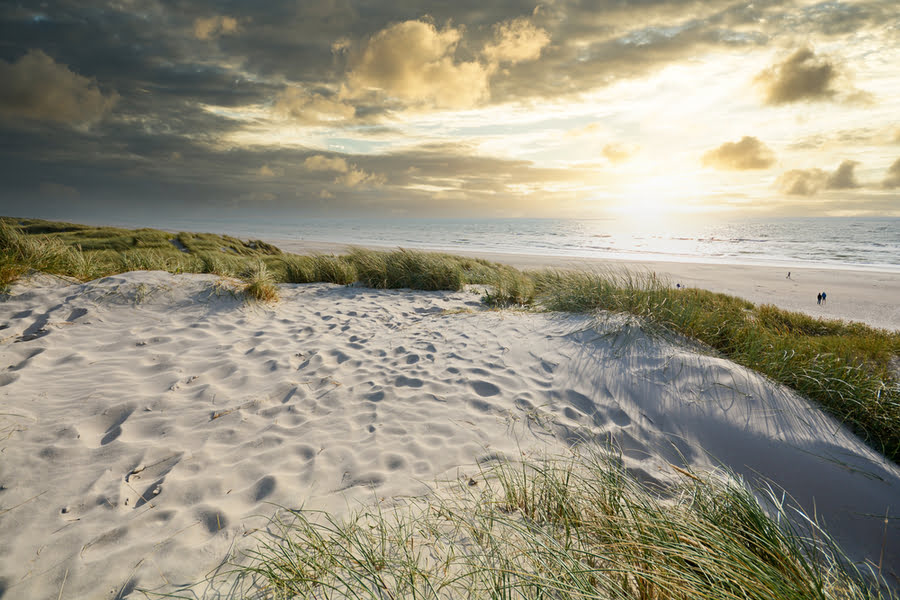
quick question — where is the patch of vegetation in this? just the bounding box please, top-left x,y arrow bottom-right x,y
220,449 -> 891,599
349,247 -> 467,291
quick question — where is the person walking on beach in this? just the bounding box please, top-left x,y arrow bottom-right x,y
786,271 -> 791,279
821,291 -> 827,305
817,293 -> 822,305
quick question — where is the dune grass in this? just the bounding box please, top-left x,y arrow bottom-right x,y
2,215 -> 898,462
242,260 -> 279,303
221,448 -> 891,600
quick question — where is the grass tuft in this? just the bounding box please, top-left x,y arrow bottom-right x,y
222,449 -> 891,599
242,260 -> 279,303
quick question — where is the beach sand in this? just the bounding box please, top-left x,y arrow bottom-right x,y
273,240 -> 900,332
0,268 -> 898,598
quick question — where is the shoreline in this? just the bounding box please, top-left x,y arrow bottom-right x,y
269,236 -> 900,274
271,238 -> 900,332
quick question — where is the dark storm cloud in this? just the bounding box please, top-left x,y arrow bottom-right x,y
0,49 -> 116,124
0,2 -> 276,107
702,137 -> 776,170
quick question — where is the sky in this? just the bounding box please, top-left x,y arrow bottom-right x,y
1,0 -> 899,223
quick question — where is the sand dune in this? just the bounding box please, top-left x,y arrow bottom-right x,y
0,270 -> 897,598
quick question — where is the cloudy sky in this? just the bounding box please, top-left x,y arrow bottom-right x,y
1,0 -> 898,222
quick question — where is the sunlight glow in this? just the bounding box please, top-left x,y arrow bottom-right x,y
610,173 -> 706,218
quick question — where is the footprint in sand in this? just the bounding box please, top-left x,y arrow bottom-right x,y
470,380 -> 500,397
252,475 -> 277,502
9,347 -> 45,371
76,403 -> 136,447
196,506 -> 229,534
395,375 -> 423,388
118,452 -> 182,510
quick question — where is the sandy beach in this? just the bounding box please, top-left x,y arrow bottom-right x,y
273,240 -> 900,332
0,266 -> 897,599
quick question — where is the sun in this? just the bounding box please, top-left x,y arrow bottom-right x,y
610,173 -> 705,220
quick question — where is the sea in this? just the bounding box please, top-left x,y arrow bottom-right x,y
108,216 -> 900,272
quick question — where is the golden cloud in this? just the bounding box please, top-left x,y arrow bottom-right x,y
304,155 -> 350,172
702,136 -> 775,170
345,20 -> 490,109
483,17 -> 550,65
0,50 -> 115,124
777,160 -> 861,195
303,154 -> 383,187
777,168 -> 828,196
194,16 -> 240,40
275,87 -> 355,124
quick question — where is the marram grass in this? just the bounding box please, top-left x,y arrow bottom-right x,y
1,217 -> 898,463
216,449 -> 892,600
242,260 -> 279,303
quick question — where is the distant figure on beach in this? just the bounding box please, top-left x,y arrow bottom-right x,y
817,293 -> 822,305
821,291 -> 827,305
676,283 -> 681,289
786,271 -> 791,279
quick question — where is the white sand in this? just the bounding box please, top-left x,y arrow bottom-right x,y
0,270 -> 898,599
273,240 -> 900,332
